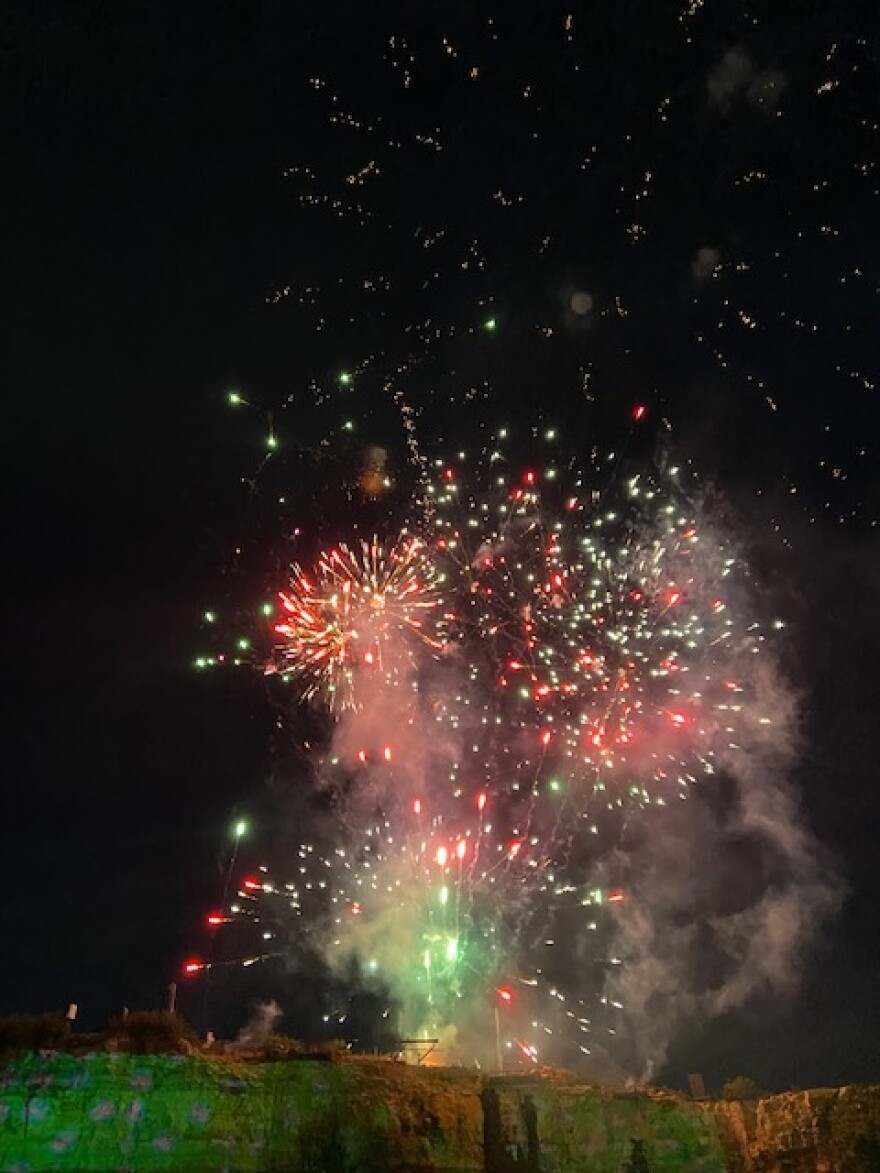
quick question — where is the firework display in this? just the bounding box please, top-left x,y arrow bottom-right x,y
190,425 -> 781,1070
178,2 -> 865,1072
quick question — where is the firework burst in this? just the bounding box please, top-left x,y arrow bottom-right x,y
192,430 -> 784,1070
424,445 -> 761,811
271,535 -> 446,711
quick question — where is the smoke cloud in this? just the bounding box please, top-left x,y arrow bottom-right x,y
236,999 -> 283,1046
296,479 -> 839,1081
708,47 -> 788,114
600,536 -> 839,1079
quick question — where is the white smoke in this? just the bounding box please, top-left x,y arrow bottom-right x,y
692,246 -> 721,285
708,47 -> 788,114
303,482 -> 839,1080
600,532 -> 840,1080
236,999 -> 283,1046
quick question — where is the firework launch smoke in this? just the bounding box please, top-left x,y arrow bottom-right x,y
236,999 -> 283,1047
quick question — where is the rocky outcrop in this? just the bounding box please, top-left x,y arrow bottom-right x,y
712,1086 -> 880,1172
0,1050 -> 876,1170
484,1077 -> 726,1172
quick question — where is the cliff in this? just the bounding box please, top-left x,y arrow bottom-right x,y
0,1051 -> 877,1170
712,1086 -> 880,1172
0,1051 -> 484,1172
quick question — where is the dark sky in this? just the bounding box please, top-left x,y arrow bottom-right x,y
3,2 -> 879,1092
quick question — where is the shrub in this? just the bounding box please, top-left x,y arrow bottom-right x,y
107,1011 -> 197,1054
721,1075 -> 767,1101
258,1035 -> 306,1060
0,1012 -> 67,1052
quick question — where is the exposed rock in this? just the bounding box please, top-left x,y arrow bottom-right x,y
0,1050 -> 876,1170
712,1086 -> 880,1172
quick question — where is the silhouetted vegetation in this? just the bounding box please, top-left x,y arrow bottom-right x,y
106,1010 -> 197,1054
0,1012 -> 67,1052
721,1074 -> 767,1100
255,1035 -> 349,1062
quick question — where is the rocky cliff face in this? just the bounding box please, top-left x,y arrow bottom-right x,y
0,1050 -> 877,1170
484,1078 -> 726,1172
712,1086 -> 880,1172
0,1051 -> 485,1171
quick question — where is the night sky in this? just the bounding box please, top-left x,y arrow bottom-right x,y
4,2 -> 879,1092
